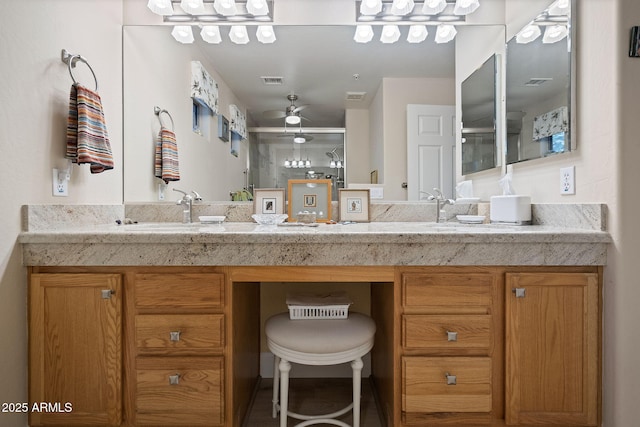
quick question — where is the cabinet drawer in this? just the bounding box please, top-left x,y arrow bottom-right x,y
135,273 -> 224,310
402,273 -> 493,309
403,315 -> 491,353
136,357 -> 223,426
136,314 -> 224,351
403,356 -> 491,414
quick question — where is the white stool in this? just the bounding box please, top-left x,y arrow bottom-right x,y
265,312 -> 376,427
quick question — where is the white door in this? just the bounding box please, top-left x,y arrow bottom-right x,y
407,104 -> 456,200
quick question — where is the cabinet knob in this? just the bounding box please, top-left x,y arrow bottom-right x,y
101,289 -> 114,299
169,374 -> 180,385
446,331 -> 458,342
169,331 -> 181,342
512,288 -> 526,298
445,372 -> 457,385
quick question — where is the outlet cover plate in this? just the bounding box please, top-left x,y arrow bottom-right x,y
560,166 -> 575,195
52,169 -> 68,197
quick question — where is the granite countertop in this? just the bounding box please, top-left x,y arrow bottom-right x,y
19,220 -> 611,267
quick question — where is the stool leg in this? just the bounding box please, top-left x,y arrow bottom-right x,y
351,358 -> 364,427
272,355 -> 281,419
278,358 -> 292,427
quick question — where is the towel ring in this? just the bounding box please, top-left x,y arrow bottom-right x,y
154,106 -> 175,131
61,49 -> 98,92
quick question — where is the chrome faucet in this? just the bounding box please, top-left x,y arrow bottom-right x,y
423,188 -> 455,223
173,189 -> 201,223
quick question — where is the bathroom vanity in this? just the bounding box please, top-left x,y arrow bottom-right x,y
20,204 -> 609,427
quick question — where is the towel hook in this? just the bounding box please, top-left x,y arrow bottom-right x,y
154,106 -> 175,131
61,49 -> 98,92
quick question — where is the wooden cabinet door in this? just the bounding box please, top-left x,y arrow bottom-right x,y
505,272 -> 599,426
29,273 -> 122,426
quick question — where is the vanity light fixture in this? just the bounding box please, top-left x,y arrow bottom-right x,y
171,25 -> 195,43
380,25 -> 401,43
542,24 -> 568,43
180,0 -> 206,14
453,0 -> 480,15
407,25 -> 428,43
213,0 -> 237,16
434,24 -> 457,43
354,25 -> 375,43
390,0 -> 415,16
360,0 -> 383,15
229,25 -> 250,44
422,0 -> 447,15
516,24 -> 541,44
246,0 -> 269,16
147,0 -> 173,15
201,25 -> 222,43
256,25 -> 276,43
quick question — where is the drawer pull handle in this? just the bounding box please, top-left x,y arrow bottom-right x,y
445,372 -> 457,385
169,331 -> 181,342
101,289 -> 114,299
169,374 -> 180,385
513,287 -> 526,298
446,331 -> 458,342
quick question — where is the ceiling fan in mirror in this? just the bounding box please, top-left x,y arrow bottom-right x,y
263,93 -> 310,125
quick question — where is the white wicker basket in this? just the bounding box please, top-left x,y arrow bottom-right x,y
288,304 -> 350,320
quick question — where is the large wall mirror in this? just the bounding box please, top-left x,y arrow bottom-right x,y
505,0 -> 575,164
123,23 -> 506,202
461,54 -> 497,175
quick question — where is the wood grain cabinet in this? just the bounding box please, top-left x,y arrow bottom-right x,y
130,273 -> 225,426
505,272 -> 600,426
399,270 -> 502,426
29,273 -> 123,426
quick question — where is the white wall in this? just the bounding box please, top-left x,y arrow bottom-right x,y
345,108 -> 371,185
123,26 -> 248,202
0,1 -> 123,426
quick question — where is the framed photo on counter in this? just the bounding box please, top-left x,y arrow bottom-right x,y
253,188 -> 285,215
339,189 -> 370,222
287,179 -> 332,222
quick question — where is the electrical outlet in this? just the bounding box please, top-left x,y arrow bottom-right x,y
560,166 -> 575,195
52,169 -> 68,197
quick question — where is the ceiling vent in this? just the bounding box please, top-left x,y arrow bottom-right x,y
261,76 -> 284,85
525,78 -> 552,87
346,91 -> 367,101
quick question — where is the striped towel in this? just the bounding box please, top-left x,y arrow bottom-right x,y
66,84 -> 114,173
154,127 -> 180,183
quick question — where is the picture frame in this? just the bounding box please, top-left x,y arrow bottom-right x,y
253,188 -> 285,215
218,115 -> 229,142
339,189 -> 370,222
370,169 -> 378,184
287,179 -> 332,222
631,26 -> 640,57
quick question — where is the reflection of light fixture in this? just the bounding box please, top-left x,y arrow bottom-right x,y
171,25 -> 194,43
354,25 -> 374,43
256,25 -> 276,43
407,25 -> 428,43
542,25 -> 568,43
284,158 -> 291,168
390,0 -> 415,16
285,113 -> 301,125
422,0 -> 447,15
213,0 -> 237,16
246,0 -> 269,16
147,0 -> 173,15
548,0 -> 570,16
201,26 -> 222,43
453,0 -> 480,15
435,24 -> 457,43
229,25 -> 249,44
360,0 -> 383,15
380,25 -> 401,43
180,0 -> 205,14
516,24 -> 541,44
327,149 -> 344,169
294,135 -> 306,143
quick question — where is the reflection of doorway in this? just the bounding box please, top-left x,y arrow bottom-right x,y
248,129 -> 345,200
406,105 -> 456,200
